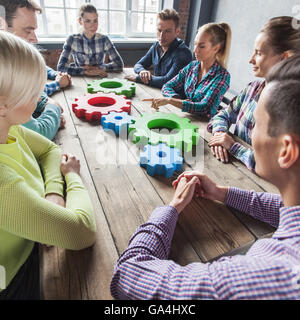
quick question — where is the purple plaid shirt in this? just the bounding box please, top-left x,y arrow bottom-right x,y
207,81 -> 266,171
161,61 -> 230,119
111,188 -> 300,300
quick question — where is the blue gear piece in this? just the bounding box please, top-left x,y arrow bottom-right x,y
140,143 -> 183,178
101,112 -> 133,136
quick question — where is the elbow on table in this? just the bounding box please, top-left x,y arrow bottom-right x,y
68,228 -> 97,251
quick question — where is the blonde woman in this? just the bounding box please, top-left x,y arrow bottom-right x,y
0,32 -> 96,300
146,23 -> 231,119
57,4 -> 124,77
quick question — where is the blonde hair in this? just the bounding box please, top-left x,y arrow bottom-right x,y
198,22 -> 232,68
0,31 -> 46,109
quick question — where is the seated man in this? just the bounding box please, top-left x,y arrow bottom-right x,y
111,55 -> 300,299
125,9 -> 192,89
0,0 -> 67,139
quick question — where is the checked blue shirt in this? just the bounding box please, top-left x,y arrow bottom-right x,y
57,33 -> 124,75
44,67 -> 60,97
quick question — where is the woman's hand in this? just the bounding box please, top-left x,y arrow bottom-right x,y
60,153 -> 81,176
208,132 -> 235,163
172,171 -> 228,203
169,176 -> 200,214
142,98 -> 170,111
45,193 -> 66,207
83,66 -> 108,77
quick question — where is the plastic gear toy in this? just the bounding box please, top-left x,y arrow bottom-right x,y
101,112 -> 134,136
72,92 -> 131,121
129,112 -> 200,153
140,143 -> 183,178
87,78 -> 136,98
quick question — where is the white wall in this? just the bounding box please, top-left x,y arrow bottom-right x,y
212,0 -> 300,93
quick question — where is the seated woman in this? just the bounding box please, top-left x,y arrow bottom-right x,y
145,22 -> 231,119
207,16 -> 300,172
0,31 -> 96,300
57,4 -> 124,77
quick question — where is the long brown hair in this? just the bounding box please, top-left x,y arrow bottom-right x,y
260,16 -> 300,55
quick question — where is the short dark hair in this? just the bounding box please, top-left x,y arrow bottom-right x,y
264,54 -> 300,137
157,8 -> 180,29
0,0 -> 41,27
79,4 -> 97,19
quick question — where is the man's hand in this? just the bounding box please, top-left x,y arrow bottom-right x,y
125,74 -> 137,82
139,70 -> 152,84
56,72 -> 71,88
169,176 -> 200,214
172,171 -> 229,203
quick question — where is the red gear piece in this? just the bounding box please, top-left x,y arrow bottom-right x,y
72,92 -> 131,121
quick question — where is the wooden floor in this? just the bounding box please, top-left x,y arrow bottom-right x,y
39,69 -> 278,300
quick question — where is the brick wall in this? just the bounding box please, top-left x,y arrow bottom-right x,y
178,0 -> 191,41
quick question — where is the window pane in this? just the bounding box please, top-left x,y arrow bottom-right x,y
109,11 -> 125,34
66,9 -> 79,34
131,12 -> 143,33
65,0 -> 85,8
132,0 -> 144,11
144,13 -> 156,32
98,11 -> 108,34
145,0 -> 159,12
45,9 -> 66,35
109,0 -> 126,10
92,0 -> 108,10
36,12 -> 44,35
44,0 -> 63,7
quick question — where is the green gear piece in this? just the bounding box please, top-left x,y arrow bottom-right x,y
87,78 -> 136,98
128,112 -> 200,152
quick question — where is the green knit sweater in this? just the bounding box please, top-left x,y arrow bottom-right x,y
0,125 -> 96,289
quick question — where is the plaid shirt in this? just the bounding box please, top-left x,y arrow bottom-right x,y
208,81 -> 265,171
161,61 -> 230,119
44,66 -> 60,96
111,188 -> 300,300
57,33 -> 124,75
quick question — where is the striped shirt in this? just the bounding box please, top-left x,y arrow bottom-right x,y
110,188 -> 300,300
207,81 -> 266,171
161,61 -> 230,119
57,33 -> 124,76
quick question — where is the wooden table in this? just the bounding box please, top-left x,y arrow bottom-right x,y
39,69 -> 278,300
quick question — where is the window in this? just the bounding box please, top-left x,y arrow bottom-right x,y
35,0 -> 163,38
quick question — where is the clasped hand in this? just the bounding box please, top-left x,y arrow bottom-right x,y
208,132 -> 235,163
83,65 -> 108,77
169,171 -> 228,214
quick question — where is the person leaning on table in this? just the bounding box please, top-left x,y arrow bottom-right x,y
0,32 -> 96,300
125,8 -> 193,89
57,3 -> 124,77
0,0 -> 68,140
207,16 -> 300,172
110,54 -> 300,300
145,22 -> 231,119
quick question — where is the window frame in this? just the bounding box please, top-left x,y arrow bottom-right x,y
37,0 -> 163,39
